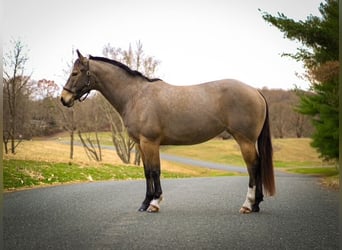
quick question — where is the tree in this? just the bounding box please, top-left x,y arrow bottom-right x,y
78,130 -> 102,162
260,88 -> 313,138
76,95 -> 106,162
103,41 -> 159,78
58,104 -> 76,159
101,95 -> 134,164
261,0 -> 339,161
3,39 -> 31,154
59,48 -> 78,159
29,79 -> 62,137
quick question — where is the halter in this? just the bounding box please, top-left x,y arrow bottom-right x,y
63,61 -> 93,102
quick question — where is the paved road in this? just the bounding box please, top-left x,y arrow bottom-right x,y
4,175 -> 338,249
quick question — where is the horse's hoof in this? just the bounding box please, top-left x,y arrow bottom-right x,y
147,204 -> 160,213
146,196 -> 163,213
252,204 -> 260,212
239,206 -> 252,214
138,204 -> 149,212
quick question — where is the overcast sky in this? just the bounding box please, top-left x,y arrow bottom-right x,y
4,0 -> 322,90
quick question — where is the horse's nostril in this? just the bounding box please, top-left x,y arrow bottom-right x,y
61,97 -> 66,105
61,96 -> 70,106
60,95 -> 74,107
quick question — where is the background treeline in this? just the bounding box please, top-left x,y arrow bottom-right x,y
260,88 -> 313,138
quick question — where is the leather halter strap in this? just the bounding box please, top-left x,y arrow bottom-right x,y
63,60 -> 93,102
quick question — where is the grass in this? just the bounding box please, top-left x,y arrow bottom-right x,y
3,159 -> 197,190
6,139 -> 123,165
3,139 -> 234,191
286,167 -> 339,176
4,159 -> 235,190
320,175 -> 339,190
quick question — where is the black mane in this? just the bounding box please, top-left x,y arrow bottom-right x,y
89,55 -> 161,82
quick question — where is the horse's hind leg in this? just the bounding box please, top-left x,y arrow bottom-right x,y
236,137 -> 264,214
138,137 -> 163,213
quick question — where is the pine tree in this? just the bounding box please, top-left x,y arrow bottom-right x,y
261,0 -> 339,161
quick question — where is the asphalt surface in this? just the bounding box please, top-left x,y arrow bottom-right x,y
4,175 -> 338,249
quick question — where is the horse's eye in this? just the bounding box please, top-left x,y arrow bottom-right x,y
71,72 -> 78,76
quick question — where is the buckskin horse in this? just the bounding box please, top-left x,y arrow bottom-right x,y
61,50 -> 275,214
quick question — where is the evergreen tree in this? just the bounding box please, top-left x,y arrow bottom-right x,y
261,0 -> 339,161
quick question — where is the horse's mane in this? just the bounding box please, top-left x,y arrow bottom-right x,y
89,55 -> 161,82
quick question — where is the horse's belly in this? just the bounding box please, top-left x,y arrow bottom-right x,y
160,123 -> 225,145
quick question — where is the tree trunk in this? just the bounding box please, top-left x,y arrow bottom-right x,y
70,130 -> 74,159
3,135 -> 8,154
10,133 -> 15,154
134,144 -> 141,166
95,130 -> 102,161
69,108 -> 75,159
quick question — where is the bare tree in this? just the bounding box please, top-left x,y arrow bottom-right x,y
35,79 -> 60,99
261,88 -> 314,138
78,130 -> 102,161
3,39 -> 31,153
100,95 -> 134,164
269,102 -> 289,138
28,79 -> 62,137
103,41 -> 160,78
76,95 -> 105,162
57,105 -> 76,159
289,91 -> 313,138
58,47 -> 78,159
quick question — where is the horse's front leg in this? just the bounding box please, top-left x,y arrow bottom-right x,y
138,169 -> 155,212
138,138 -> 163,213
147,168 -> 163,212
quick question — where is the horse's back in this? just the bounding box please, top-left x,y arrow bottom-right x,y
158,79 -> 266,126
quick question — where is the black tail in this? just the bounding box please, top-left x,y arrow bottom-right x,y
257,99 -> 275,196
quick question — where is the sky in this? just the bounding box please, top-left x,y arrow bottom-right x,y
3,0 -> 322,90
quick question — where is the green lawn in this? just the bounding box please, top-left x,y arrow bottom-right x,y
286,167 -> 339,176
4,159 -> 215,190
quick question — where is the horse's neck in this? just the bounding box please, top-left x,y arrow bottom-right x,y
91,61 -> 141,115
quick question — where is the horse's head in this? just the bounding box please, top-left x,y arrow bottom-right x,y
60,50 -> 93,107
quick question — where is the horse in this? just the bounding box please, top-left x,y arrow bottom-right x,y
61,50 -> 275,214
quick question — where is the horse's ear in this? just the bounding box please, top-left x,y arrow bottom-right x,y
76,49 -> 88,69
76,49 -> 84,60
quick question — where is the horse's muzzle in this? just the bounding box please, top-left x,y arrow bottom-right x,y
60,90 -> 75,107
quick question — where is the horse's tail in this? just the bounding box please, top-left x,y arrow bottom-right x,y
257,96 -> 275,196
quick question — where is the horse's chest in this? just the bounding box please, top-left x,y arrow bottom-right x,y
124,112 -> 162,142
